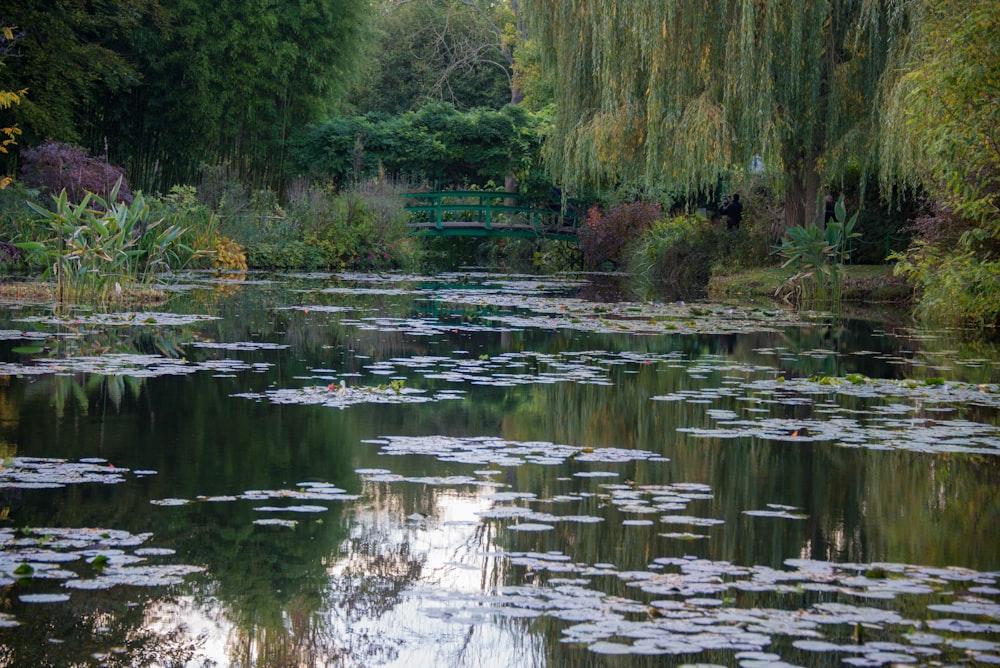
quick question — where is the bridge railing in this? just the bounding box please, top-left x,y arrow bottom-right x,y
404,191 -> 585,240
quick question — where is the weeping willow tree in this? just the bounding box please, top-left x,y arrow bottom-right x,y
880,0 -> 999,229
522,1 -> 915,227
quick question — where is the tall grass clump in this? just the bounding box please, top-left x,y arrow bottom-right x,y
150,185 -> 246,271
16,179 -> 192,304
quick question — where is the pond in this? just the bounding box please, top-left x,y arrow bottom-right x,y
0,271 -> 998,667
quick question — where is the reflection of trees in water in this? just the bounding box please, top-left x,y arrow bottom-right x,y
219,482 -> 449,667
192,276 -> 428,363
0,589 -> 204,667
496,328 -> 1000,573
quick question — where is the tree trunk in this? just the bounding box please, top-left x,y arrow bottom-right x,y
783,171 -> 807,229
782,155 -> 823,229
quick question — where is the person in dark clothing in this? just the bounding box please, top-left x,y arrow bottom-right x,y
824,195 -> 836,225
720,193 -> 743,230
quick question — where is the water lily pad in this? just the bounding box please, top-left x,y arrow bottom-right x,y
188,341 -> 289,351
253,505 -> 328,513
252,519 -> 298,528
1,458 -> 129,489
507,523 -> 555,532
64,564 -> 205,589
19,593 -> 71,603
16,312 -> 219,327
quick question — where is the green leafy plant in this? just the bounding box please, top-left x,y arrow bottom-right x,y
892,244 -> 1000,328
774,197 -> 860,304
16,178 -> 192,303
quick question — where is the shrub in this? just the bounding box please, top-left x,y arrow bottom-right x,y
631,213 -> 720,299
19,141 -> 133,205
630,211 -> 773,300
578,201 -> 661,271
894,246 -> 1000,328
242,179 -> 421,271
148,185 -> 245,270
774,198 -> 861,304
0,182 -> 39,267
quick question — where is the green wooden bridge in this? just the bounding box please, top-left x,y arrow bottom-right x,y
404,191 -> 585,241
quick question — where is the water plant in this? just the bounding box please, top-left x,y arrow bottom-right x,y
774,197 -> 860,304
16,178 -> 192,303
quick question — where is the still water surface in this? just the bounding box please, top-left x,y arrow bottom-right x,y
0,272 -> 998,667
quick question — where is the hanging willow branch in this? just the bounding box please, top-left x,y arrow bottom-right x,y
523,0 -> 919,224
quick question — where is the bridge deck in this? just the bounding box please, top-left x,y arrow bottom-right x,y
404,191 -> 584,241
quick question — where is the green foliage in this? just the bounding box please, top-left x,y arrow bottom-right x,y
0,25 -> 25,189
774,198 -> 861,303
879,1 -> 1000,329
880,0 -> 999,233
1,0 -> 373,192
291,103 -> 547,191
522,2 -> 915,226
16,179 -> 192,303
0,181 -> 38,257
348,0 -> 515,114
0,1 -> 143,147
630,213 -> 768,300
892,245 -> 1000,328
578,201 -> 661,271
242,180 -> 421,271
147,184 -> 237,270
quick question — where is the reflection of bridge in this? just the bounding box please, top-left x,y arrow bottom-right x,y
404,191 -> 584,241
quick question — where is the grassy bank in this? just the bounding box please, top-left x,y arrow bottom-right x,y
707,264 -> 913,304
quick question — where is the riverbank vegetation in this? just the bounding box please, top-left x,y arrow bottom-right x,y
0,1 -> 996,327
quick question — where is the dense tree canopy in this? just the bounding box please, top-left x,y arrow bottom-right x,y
880,0 -> 999,232
0,26 -> 26,189
0,0 -> 147,145
522,0 -> 916,227
348,0 -> 518,115
0,0 -> 373,191
290,102 -> 547,193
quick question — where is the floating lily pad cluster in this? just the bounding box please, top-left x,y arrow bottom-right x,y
0,353 -> 272,379
364,351 -> 615,386
275,305 -> 356,313
0,329 -> 50,341
363,435 -> 668,467
234,383 -> 459,408
150,482 -> 360,509
346,430 -> 999,665
0,526 -> 204,626
356,468 -> 506,488
340,316 -> 502,336
411,551 -> 1000,663
431,292 -> 803,336
187,341 -> 290,351
297,272 -> 801,336
15,312 -> 219,327
0,457 -> 150,489
672,376 -> 1000,456
747,375 -> 1000,408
